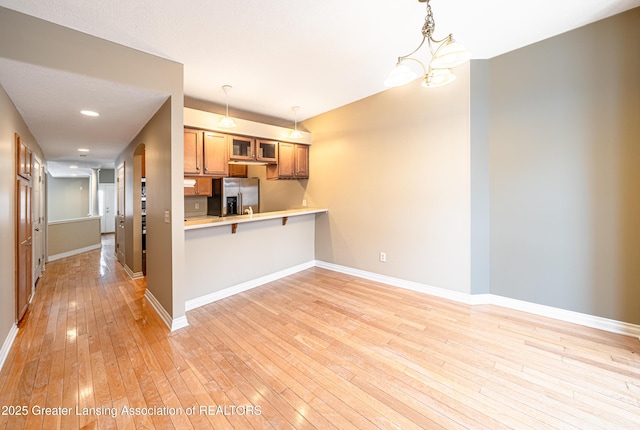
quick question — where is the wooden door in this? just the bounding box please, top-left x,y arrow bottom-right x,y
203,132 -> 229,176
116,164 -> 125,264
184,128 -> 202,174
16,176 -> 32,322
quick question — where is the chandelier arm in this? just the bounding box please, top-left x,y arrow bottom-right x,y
427,34 -> 453,56
399,57 -> 427,76
396,35 -> 428,64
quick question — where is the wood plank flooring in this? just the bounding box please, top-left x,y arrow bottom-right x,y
1,234 -> 639,429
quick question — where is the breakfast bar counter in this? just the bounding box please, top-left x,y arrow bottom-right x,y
183,208 -> 328,311
184,207 -> 328,231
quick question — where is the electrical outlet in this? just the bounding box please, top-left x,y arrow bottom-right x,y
302,199 -> 307,207
380,252 -> 387,263
195,203 -> 200,210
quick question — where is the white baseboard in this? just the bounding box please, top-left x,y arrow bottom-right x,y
124,264 -> 144,280
144,289 -> 189,332
185,260 -> 316,312
47,243 -> 102,262
315,260 -> 640,340
0,324 -> 19,373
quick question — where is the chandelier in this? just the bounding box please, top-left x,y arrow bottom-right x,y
385,0 -> 470,88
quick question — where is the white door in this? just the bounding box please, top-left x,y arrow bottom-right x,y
98,183 -> 116,233
32,157 -> 44,285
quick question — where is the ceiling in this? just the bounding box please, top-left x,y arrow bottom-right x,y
1,0 -> 639,177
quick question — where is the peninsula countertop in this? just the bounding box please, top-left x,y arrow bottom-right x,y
184,207 -> 328,231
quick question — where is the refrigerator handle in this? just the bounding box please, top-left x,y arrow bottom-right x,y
237,192 -> 242,215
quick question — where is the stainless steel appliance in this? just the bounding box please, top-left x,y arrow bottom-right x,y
208,177 -> 260,217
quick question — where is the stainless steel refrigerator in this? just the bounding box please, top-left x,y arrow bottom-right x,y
208,177 -> 260,217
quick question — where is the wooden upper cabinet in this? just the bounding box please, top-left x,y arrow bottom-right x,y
256,140 -> 278,163
294,144 -> 309,178
16,133 -> 32,180
184,128 -> 203,175
229,135 -> 255,161
266,142 -> 309,180
203,132 -> 229,176
275,142 -> 294,178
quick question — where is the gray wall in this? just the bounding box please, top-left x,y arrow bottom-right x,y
489,8 -> 640,323
470,60 -> 491,295
47,175 -> 90,221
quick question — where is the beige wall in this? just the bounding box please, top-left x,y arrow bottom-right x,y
184,215 -> 317,303
48,217 -> 101,257
47,176 -> 90,221
0,83 -> 44,340
303,70 -> 472,294
489,8 -> 640,323
117,99 -> 177,314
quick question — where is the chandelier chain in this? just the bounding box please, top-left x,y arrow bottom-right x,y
421,0 -> 436,38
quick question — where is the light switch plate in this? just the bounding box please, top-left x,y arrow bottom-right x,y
164,210 -> 170,223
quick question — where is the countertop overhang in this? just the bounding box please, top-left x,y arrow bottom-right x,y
184,208 -> 327,231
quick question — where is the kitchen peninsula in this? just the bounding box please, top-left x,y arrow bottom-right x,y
183,107 -> 327,312
184,208 -> 328,312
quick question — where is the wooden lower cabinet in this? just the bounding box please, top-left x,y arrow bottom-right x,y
184,177 -> 212,197
267,142 -> 309,179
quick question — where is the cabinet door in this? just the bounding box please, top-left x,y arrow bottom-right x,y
229,135 -> 255,161
203,132 -> 229,176
277,142 -> 295,178
256,140 -> 278,163
184,128 -> 203,174
294,144 -> 309,178
196,177 -> 212,196
228,164 -> 248,177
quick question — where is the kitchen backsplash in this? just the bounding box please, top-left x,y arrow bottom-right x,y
184,196 -> 208,218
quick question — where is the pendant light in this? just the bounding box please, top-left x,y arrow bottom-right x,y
218,85 -> 237,128
385,0 -> 470,89
289,106 -> 303,139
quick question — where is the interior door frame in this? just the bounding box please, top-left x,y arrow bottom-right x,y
31,155 -> 45,286
116,163 -> 125,264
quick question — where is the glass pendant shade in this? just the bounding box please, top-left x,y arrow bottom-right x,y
422,68 -> 456,88
289,130 -> 303,139
218,84 -> 237,128
218,116 -> 237,128
430,40 -> 471,69
384,63 -> 419,87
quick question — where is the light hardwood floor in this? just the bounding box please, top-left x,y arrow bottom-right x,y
1,234 -> 639,429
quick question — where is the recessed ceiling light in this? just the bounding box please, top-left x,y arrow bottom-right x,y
71,174 -> 78,177
78,148 -> 90,152
80,110 -> 100,117
69,165 -> 78,169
